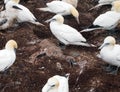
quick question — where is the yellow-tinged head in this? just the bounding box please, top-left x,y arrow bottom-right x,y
48,76 -> 59,88
42,76 -> 59,92
70,7 -> 79,24
12,0 -> 20,3
99,36 -> 116,49
112,1 -> 120,12
5,40 -> 18,50
4,0 -> 20,4
53,14 -> 64,24
104,36 -> 116,46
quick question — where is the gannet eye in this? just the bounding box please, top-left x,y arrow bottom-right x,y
52,19 -> 56,21
51,85 -> 55,87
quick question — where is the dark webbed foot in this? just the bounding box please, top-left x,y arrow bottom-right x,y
59,42 -> 66,50
108,66 -> 119,75
103,64 -> 119,75
108,29 -> 119,36
103,64 -> 114,72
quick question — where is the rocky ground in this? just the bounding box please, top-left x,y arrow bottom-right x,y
0,0 -> 120,92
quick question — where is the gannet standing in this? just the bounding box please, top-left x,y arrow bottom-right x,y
81,0 -> 120,33
46,14 -> 95,47
42,74 -> 69,92
0,40 -> 17,71
99,36 -> 120,75
37,1 -> 80,24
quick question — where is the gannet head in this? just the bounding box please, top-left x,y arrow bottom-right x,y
111,0 -> 120,12
70,7 -> 79,24
5,40 -> 18,50
42,76 -> 59,92
99,36 -> 116,49
45,14 -> 64,24
4,0 -> 20,4
12,0 -> 20,3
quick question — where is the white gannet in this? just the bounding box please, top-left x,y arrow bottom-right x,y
81,1 -> 120,33
46,14 -> 95,47
4,0 -> 44,26
37,1 -> 80,24
57,0 -> 78,8
0,40 -> 17,71
99,36 -> 120,75
42,74 -> 69,92
0,0 -> 19,30
90,0 -> 117,10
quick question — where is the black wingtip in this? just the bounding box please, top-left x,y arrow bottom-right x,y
88,25 -> 100,28
13,5 -> 22,10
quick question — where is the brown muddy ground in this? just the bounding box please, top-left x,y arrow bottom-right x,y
0,0 -> 120,92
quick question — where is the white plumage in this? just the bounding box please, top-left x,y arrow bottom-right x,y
0,40 -> 17,71
42,75 -> 69,92
56,0 -> 78,8
81,11 -> 120,32
2,0 -> 44,26
0,0 -> 18,30
38,1 -> 79,24
46,14 -> 94,47
99,36 -> 120,74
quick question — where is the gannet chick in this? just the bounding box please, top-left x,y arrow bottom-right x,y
99,36 -> 120,75
81,1 -> 120,33
0,40 -> 17,71
46,14 -> 95,47
37,1 -> 79,24
90,0 -> 116,10
42,74 -> 69,92
5,0 -> 44,26
57,0 -> 78,8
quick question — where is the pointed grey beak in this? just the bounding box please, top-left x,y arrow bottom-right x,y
64,73 -> 70,79
99,43 -> 109,50
76,17 -> 80,24
42,84 -> 52,92
45,18 -> 53,23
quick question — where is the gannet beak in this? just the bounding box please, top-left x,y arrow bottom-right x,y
99,43 -> 109,49
76,17 -> 80,24
42,85 -> 51,92
45,18 -> 53,23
